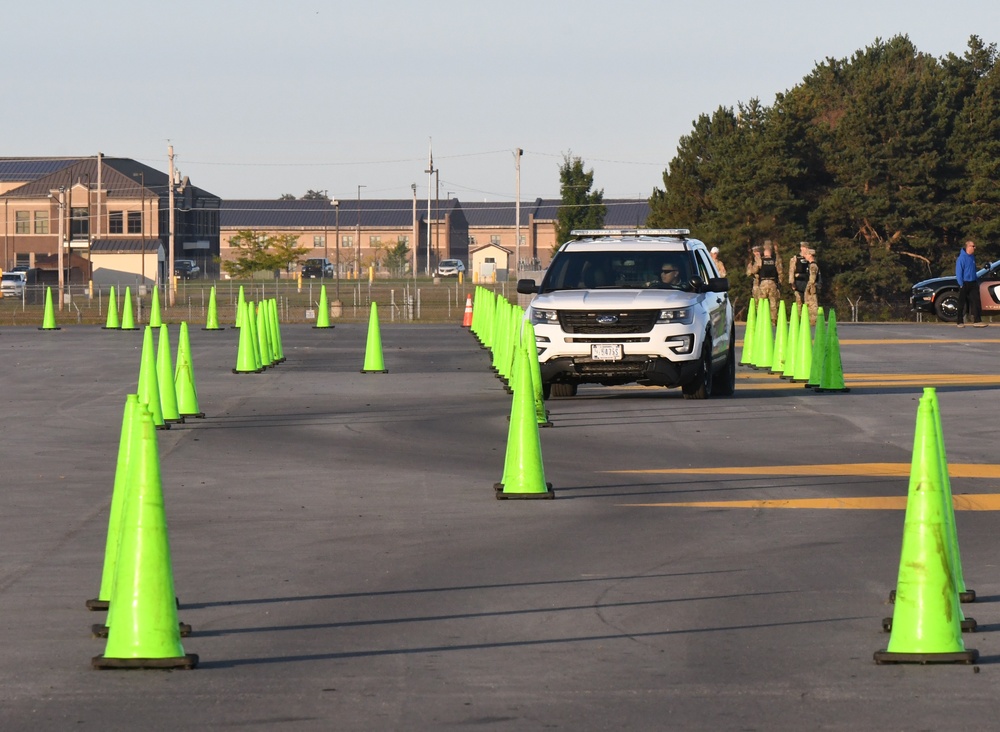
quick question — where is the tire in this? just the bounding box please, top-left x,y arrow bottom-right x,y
542,382 -> 551,400
682,337 -> 713,400
935,290 -> 959,322
710,327 -> 736,397
550,383 -> 578,398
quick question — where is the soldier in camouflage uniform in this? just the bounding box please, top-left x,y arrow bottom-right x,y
789,242 -> 810,306
803,247 -> 820,326
746,245 -> 762,300
747,240 -> 782,324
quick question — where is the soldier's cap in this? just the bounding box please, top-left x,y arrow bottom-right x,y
799,241 -> 809,248
710,246 -> 720,254
751,245 -> 762,252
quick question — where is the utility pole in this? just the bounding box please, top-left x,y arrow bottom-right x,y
515,147 -> 523,277
168,144 -> 176,306
425,140 -> 433,276
434,168 -> 440,264
332,198 -> 340,303
411,183 -> 417,285
56,186 -> 66,310
356,184 -> 365,282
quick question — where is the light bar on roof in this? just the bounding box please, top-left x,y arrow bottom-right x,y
570,229 -> 690,238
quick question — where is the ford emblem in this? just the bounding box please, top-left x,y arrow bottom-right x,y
596,314 -> 619,324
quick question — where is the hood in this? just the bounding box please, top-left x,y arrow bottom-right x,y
532,288 -> 702,309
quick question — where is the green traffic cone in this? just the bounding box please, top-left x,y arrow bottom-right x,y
791,300 -> 813,383
361,302 -> 388,373
497,342 -> 553,499
232,305 -> 261,374
805,309 -> 827,388
754,298 -> 773,370
92,405 -> 198,670
740,297 -> 757,367
121,286 -> 139,330
256,300 -> 274,368
781,302 -> 799,379
929,389 -> 974,603
149,286 -> 162,327
175,322 -> 204,418
246,302 -> 263,370
268,299 -> 285,363
87,394 -> 140,612
103,286 -> 121,330
233,285 -> 246,328
524,321 -> 551,427
314,285 -> 334,329
157,325 -> 183,424
137,326 -> 166,429
203,286 -> 224,331
770,299 -> 788,374
39,286 -> 60,330
874,393 -> 977,664
816,310 -> 849,392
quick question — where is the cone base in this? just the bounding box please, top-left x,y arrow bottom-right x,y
883,616 -> 977,633
361,369 -> 388,374
874,649 -> 977,665
232,368 -> 265,374
494,482 -> 555,499
180,411 -> 206,419
538,420 -> 554,428
101,327 -> 121,331
889,588 -> 975,604
38,327 -> 61,331
312,325 -> 336,329
120,327 -> 140,331
154,423 -> 171,431
92,622 -> 192,638
201,327 -> 226,331
85,598 -> 109,611
92,653 -> 199,670
164,417 -> 186,425
814,386 -> 850,393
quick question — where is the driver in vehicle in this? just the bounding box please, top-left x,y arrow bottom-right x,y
651,261 -> 684,288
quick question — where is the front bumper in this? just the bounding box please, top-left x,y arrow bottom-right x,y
538,355 -> 701,388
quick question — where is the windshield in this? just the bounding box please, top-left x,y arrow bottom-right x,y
539,250 -> 696,292
2,273 -> 24,282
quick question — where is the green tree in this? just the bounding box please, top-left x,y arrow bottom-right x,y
555,153 -> 606,251
301,190 -> 330,201
221,230 -> 310,279
278,193 -> 296,200
383,239 -> 410,276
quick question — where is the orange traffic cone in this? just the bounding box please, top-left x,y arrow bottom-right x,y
462,294 -> 473,327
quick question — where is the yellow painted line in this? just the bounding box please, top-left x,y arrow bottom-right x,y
621,494 -> 1000,510
608,463 -> 1000,478
737,338 -> 1000,346
735,372 -> 1000,388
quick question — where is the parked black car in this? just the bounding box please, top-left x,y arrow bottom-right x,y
301,258 -> 334,278
174,259 -> 201,279
911,259 -> 1000,322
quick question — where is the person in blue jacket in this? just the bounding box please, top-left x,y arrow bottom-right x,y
955,240 -> 987,327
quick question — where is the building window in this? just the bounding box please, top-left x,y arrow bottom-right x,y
469,236 -> 476,246
109,211 -> 123,234
398,235 -> 408,246
70,207 -> 89,240
127,211 -> 142,234
341,235 -> 353,248
15,211 -> 29,234
369,235 -> 381,246
490,235 -> 501,245
518,235 -> 526,246
34,211 -> 49,234
313,235 -> 325,248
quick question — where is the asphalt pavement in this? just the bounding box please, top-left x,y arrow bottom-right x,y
2,320 -> 1000,730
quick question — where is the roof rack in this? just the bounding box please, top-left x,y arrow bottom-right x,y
570,228 -> 690,238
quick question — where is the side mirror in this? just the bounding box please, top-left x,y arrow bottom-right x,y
707,277 -> 730,293
516,278 -> 538,295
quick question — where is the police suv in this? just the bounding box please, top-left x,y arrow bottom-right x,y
516,229 -> 735,399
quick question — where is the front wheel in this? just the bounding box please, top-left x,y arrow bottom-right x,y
682,338 -> 713,400
550,383 -> 578,398
935,290 -> 959,322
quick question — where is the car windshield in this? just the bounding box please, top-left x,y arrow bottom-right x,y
2,273 -> 23,282
539,251 -> 693,292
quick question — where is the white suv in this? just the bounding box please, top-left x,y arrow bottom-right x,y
517,229 -> 735,399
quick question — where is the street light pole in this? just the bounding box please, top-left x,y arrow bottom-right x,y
323,189 -> 329,277
332,198 -> 340,302
356,184 -> 365,282
56,186 -> 66,311
411,183 -> 417,286
514,147 -> 523,278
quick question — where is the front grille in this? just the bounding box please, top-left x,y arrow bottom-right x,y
559,310 -> 659,334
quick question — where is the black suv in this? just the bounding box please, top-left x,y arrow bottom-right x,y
302,258 -> 334,278
911,259 -> 1000,321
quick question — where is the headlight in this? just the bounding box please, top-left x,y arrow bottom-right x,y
913,286 -> 934,296
657,307 -> 694,325
529,307 -> 558,325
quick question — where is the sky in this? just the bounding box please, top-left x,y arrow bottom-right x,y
4,1 -> 996,203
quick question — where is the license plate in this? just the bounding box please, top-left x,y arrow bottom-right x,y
591,343 -> 623,361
